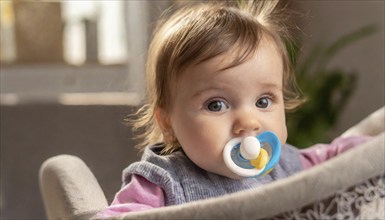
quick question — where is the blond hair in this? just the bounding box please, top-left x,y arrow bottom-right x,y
131,0 -> 304,154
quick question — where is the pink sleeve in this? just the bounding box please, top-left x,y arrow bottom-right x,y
93,174 -> 165,219
299,135 -> 372,169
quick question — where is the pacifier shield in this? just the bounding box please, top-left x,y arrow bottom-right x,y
223,131 -> 281,177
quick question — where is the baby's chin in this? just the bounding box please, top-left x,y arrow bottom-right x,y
224,173 -> 244,180
210,167 -> 244,180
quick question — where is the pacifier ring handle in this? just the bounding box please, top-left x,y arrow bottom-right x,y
223,131 -> 281,178
223,137 -> 265,177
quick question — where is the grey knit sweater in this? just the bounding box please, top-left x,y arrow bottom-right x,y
123,143 -> 303,206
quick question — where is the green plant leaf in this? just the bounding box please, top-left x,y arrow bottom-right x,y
286,24 -> 376,148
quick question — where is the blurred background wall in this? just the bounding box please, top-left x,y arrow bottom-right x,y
0,1 -> 384,219
295,1 -> 384,137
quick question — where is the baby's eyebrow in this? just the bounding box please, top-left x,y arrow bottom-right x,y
258,82 -> 283,90
191,82 -> 282,100
266,84 -> 282,90
191,87 -> 223,99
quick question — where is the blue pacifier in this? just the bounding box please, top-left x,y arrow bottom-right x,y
223,131 -> 281,177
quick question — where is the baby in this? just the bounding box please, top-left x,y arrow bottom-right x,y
95,1 -> 370,218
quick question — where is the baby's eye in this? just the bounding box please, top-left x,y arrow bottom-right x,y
256,97 -> 272,109
206,100 -> 229,112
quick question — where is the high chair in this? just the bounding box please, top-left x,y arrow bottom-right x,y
39,107 -> 385,219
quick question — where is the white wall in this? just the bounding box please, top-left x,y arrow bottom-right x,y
296,1 -> 384,135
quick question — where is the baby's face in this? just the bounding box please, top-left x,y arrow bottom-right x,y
166,38 -> 287,179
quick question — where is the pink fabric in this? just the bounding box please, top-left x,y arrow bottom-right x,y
300,135 -> 371,169
94,135 -> 371,218
92,174 -> 165,219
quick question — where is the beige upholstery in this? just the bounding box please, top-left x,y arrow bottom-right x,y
39,155 -> 108,219
39,107 -> 384,219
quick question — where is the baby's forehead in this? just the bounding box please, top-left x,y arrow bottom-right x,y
176,39 -> 283,85
188,36 -> 282,74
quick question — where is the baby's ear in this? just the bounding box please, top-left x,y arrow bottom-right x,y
156,107 -> 179,147
155,108 -> 175,144
155,107 -> 172,135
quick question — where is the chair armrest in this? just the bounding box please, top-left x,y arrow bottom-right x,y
39,155 -> 108,219
342,106 -> 384,137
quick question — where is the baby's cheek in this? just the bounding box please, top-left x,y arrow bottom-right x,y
280,126 -> 288,146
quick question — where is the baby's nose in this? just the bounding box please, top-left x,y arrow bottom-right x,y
232,112 -> 261,136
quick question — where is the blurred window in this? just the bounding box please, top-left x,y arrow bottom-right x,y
0,1 -> 170,105
62,0 -> 127,65
1,0 -> 127,65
